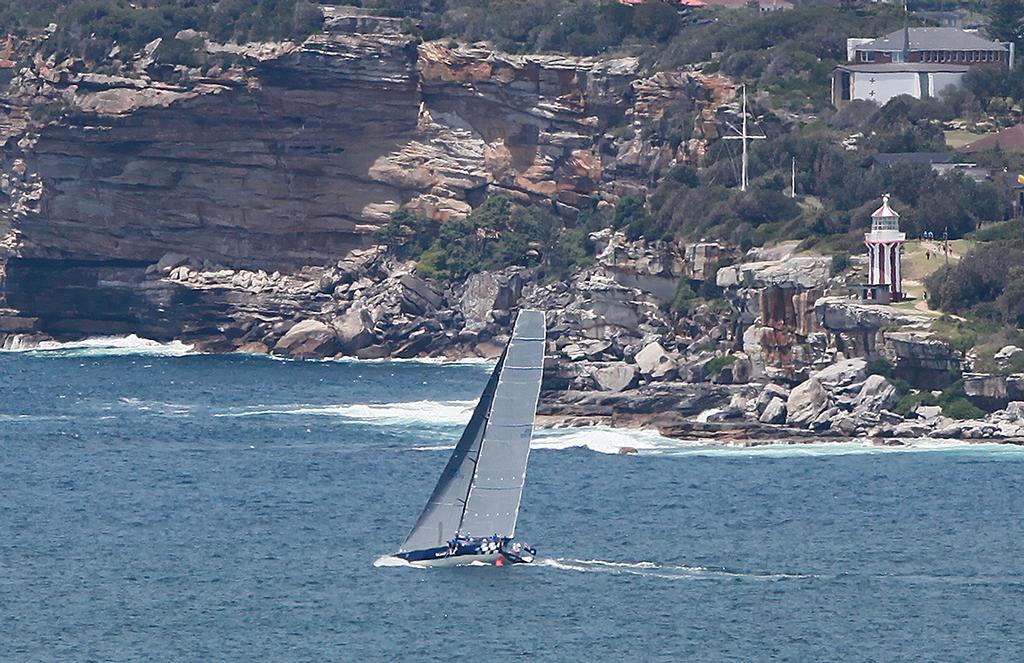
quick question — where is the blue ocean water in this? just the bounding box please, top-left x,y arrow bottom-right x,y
2,340 -> 1023,662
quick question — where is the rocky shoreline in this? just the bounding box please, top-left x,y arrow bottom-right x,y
4,9 -> 1024,446
6,228 -> 1024,446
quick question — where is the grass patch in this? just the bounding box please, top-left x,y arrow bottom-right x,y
944,129 -> 988,148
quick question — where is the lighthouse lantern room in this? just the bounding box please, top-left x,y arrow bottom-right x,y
865,194 -> 905,302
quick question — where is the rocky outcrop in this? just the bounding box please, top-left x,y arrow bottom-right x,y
883,331 -> 960,387
718,251 -> 832,381
963,373 -> 1024,408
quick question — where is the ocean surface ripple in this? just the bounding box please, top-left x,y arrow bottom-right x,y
2,345 -> 1023,661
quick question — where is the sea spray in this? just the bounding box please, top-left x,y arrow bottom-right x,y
0,334 -> 194,357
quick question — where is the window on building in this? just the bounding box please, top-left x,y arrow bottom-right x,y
859,51 -> 875,62
893,51 -> 905,63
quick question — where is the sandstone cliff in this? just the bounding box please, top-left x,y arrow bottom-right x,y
0,11 -> 733,341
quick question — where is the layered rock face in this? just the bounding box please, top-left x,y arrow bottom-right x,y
0,14 -> 733,340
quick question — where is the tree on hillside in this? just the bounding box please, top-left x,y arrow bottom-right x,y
987,0 -> 1024,48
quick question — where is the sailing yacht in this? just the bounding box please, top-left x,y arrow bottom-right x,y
394,310 -> 546,567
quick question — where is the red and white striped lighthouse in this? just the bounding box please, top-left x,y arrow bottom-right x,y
865,194 -> 905,302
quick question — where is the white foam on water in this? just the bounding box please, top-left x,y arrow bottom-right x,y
217,399 -> 476,427
532,426 -> 684,454
694,407 -> 724,423
530,429 -> 1024,459
1,334 -> 194,357
326,356 -> 496,367
408,425 -> 681,454
658,439 -> 1024,458
372,555 -> 424,569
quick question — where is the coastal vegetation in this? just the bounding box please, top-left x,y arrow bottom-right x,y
0,0 -> 324,63
377,196 -> 597,283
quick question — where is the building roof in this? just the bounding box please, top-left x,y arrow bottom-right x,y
960,124 -> 1024,154
872,195 -> 899,218
855,27 -> 1007,53
834,63 -> 970,74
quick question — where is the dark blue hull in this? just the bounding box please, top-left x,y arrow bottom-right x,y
396,540 -> 536,567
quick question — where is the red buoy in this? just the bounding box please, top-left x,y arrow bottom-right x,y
494,556 -> 505,567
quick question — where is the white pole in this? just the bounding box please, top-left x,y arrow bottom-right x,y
791,156 -> 796,198
741,85 -> 748,192
724,84 -> 763,192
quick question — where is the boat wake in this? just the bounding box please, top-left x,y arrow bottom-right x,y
537,558 -> 814,581
0,334 -> 194,357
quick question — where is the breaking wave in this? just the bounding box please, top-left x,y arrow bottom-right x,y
532,426 -> 685,454
206,393 -> 1024,459
536,558 -> 813,581
217,399 -> 476,426
329,356 -> 496,367
652,439 -> 1024,458
1,334 -> 194,357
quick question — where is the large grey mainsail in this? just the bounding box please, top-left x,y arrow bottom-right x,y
400,310 -> 546,551
458,310 -> 545,540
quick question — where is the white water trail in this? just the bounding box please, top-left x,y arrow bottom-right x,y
536,558 -> 813,581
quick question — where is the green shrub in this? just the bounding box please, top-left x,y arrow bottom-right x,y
830,254 -> 850,277
942,397 -> 986,420
893,381 -> 985,420
12,0 -> 324,64
968,218 -> 1024,242
669,280 -> 698,315
705,354 -> 737,378
893,390 -> 938,417
926,245 -> 1024,321
865,357 -> 894,378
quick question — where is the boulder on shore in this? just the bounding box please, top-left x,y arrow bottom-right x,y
758,397 -> 787,424
274,319 -> 339,359
592,363 -> 639,392
786,378 -> 830,427
634,341 -> 676,379
335,305 -> 376,353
